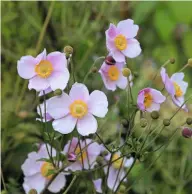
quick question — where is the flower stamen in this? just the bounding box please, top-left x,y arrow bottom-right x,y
108,66 -> 119,81
35,60 -> 53,78
114,34 -> 127,51
144,92 -> 153,108
70,100 -> 88,118
40,162 -> 55,180
173,82 -> 183,97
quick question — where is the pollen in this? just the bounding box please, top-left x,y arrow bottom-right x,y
173,82 -> 183,97
112,154 -> 124,169
144,92 -> 153,108
40,162 -> 55,180
114,34 -> 127,51
70,100 -> 88,118
108,66 -> 120,81
75,146 -> 87,163
35,60 -> 53,78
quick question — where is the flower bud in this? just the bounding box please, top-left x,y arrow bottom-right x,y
121,119 -> 129,128
68,152 -> 77,162
151,111 -> 159,120
64,45 -> 73,55
169,58 -> 175,64
186,117 -> 192,125
101,150 -> 109,157
119,185 -> 126,193
182,127 -> 192,138
54,89 -> 62,96
188,58 -> 192,67
122,68 -> 131,77
28,189 -> 38,194
105,56 -> 116,65
91,67 -> 98,73
133,71 -> 139,78
96,156 -> 104,166
140,118 -> 147,128
163,119 -> 170,126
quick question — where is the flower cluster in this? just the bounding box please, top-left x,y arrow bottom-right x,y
17,18 -> 191,194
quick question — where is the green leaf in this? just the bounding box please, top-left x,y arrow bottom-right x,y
36,158 -> 51,163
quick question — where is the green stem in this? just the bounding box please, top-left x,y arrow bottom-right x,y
63,175 -> 77,194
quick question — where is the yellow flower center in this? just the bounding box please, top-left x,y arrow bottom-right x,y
35,60 -> 53,78
173,82 -> 183,97
70,100 -> 88,118
144,92 -> 153,108
40,162 -> 55,180
112,154 -> 124,169
108,66 -> 120,81
114,34 -> 127,51
75,146 -> 87,163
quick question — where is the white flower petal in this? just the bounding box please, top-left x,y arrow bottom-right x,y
77,113 -> 98,136
116,74 -> 128,89
53,115 -> 77,134
28,76 -> 50,91
88,90 -> 108,118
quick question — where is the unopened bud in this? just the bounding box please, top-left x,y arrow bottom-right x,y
122,68 -> 131,77
121,119 -> 129,128
151,111 -> 159,120
91,67 -> 98,73
140,118 -> 147,128
186,118 -> 192,125
64,45 -> 73,55
163,119 -> 170,126
68,152 -> 77,162
101,150 -> 109,157
133,71 -> 139,78
96,156 -> 104,166
170,58 -> 175,64
28,189 -> 38,194
54,89 -> 62,96
119,185 -> 126,193
188,58 -> 192,67
105,56 -> 116,65
182,127 -> 192,138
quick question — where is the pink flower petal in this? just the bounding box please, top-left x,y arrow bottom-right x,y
77,113 -> 97,136
17,56 -> 37,79
146,102 -> 160,112
39,87 -> 52,96
171,72 -> 184,82
63,137 -> 79,154
36,49 -> 47,62
137,91 -> 145,111
69,83 -> 90,102
47,93 -> 71,119
48,69 -> 69,91
106,23 -> 118,40
88,90 -> 108,118
172,96 -> 188,112
28,76 -> 50,91
122,38 -> 141,58
107,166 -> 119,191
116,74 -> 128,89
117,19 -> 139,39
106,38 -> 116,52
47,51 -> 67,71
93,179 -> 102,193
112,50 -> 126,62
53,115 -> 77,134
48,173 -> 66,193
99,70 -> 117,91
150,89 -> 166,103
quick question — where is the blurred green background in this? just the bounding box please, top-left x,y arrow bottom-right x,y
1,1 -> 192,194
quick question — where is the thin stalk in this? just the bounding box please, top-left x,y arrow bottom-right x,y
63,175 -> 77,194
78,135 -> 85,170
1,167 -> 7,191
95,132 -> 111,152
179,64 -> 188,72
105,153 -> 113,194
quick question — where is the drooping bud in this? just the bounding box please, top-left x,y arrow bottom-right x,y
28,189 -> 38,194
64,45 -> 73,55
163,119 -> 170,126
105,56 -> 116,65
186,118 -> 192,125
67,152 -> 77,162
169,58 -> 175,64
121,119 -> 129,128
140,118 -> 147,128
182,127 -> 192,138
122,68 -> 131,77
96,156 -> 104,166
188,58 -> 192,67
151,111 -> 159,120
91,67 -> 98,73
54,89 -> 62,96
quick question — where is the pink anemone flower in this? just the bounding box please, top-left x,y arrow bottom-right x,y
160,67 -> 188,111
63,137 -> 102,171
17,49 -> 69,92
137,88 -> 166,112
106,19 -> 141,62
99,56 -> 127,91
47,83 -> 108,136
21,144 -> 66,194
